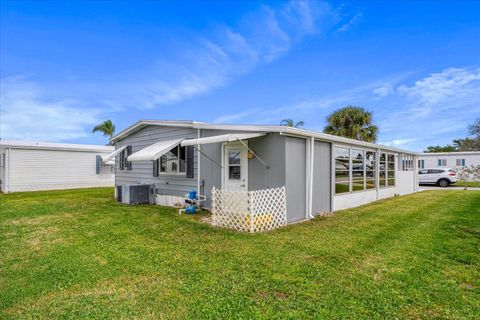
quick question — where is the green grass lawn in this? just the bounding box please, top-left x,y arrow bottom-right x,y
1,188 -> 479,319
455,181 -> 480,188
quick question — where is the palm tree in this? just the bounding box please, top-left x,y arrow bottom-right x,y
92,120 -> 116,139
323,106 -> 378,142
280,119 -> 304,128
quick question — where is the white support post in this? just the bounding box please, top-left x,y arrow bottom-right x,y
376,148 -> 381,199
249,191 -> 254,233
305,138 -> 310,220
4,148 -> 10,193
308,137 -> 314,219
413,154 -> 419,191
197,128 -> 201,194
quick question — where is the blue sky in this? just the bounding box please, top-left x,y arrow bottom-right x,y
1,0 -> 479,151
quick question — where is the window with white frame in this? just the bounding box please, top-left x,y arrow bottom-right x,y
456,159 -> 466,166
438,159 -> 447,166
351,149 -> 365,192
158,145 -> 186,174
418,159 -> 425,169
365,151 -> 376,190
335,147 -> 377,194
379,153 -> 387,188
379,153 -> 395,188
387,154 -> 395,186
400,153 -> 414,171
334,147 -> 350,194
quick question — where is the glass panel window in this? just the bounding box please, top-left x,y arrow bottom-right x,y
365,151 -> 376,189
228,149 -> 241,180
334,147 -> 350,194
418,159 -> 425,169
352,178 -> 364,191
379,153 -> 387,188
456,159 -> 465,166
335,170 -> 349,193
379,170 -> 387,187
387,153 -> 395,187
159,145 -> 186,174
352,149 -> 365,192
366,178 -> 375,189
229,166 -> 241,180
229,150 -> 241,165
438,159 -> 447,166
365,151 -> 376,171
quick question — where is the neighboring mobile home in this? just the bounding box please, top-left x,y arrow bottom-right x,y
110,120 -> 419,225
418,151 -> 480,171
0,140 -> 115,193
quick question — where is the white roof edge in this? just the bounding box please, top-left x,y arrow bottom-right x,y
420,151 -> 480,156
110,120 -> 418,155
101,145 -> 127,161
0,140 -> 114,152
181,132 -> 265,146
110,120 -> 203,143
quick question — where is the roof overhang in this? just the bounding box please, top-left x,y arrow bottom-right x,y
0,140 -> 114,153
110,120 -> 419,156
127,138 -> 184,162
181,133 -> 265,147
101,145 -> 127,163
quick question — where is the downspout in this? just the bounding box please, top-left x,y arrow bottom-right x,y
413,154 -> 418,192
330,143 -> 335,212
305,136 -> 315,220
5,148 -> 10,193
308,136 -> 315,219
376,148 -> 381,199
197,128 -> 201,194
305,139 -> 310,220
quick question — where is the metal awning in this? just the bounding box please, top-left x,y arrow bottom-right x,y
181,133 -> 265,147
127,138 -> 183,162
101,145 -> 127,163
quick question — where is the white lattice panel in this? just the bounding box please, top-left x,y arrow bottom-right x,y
211,186 -> 287,233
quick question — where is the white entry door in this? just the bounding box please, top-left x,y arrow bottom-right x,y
223,142 -> 248,192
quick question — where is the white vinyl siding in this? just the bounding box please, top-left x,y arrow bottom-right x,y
4,148 -> 114,192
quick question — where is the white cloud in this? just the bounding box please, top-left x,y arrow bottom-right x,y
373,84 -> 394,97
397,67 -> 480,105
212,74 -> 406,125
336,12 -> 363,33
213,66 -> 479,152
133,0 -> 341,108
0,76 -> 102,141
378,66 -> 480,150
380,138 -> 417,147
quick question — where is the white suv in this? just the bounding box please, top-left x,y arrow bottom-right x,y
418,168 -> 458,187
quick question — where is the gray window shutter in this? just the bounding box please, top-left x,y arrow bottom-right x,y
119,149 -> 125,170
153,159 -> 159,177
127,145 -> 132,170
96,155 -> 101,174
186,146 -> 194,178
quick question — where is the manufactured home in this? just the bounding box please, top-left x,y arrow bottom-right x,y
109,120 -> 419,227
418,151 -> 480,170
0,140 -> 115,193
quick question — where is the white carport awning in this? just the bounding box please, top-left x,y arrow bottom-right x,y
127,138 -> 183,162
181,133 -> 265,147
104,160 -> 115,166
101,145 -> 127,163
